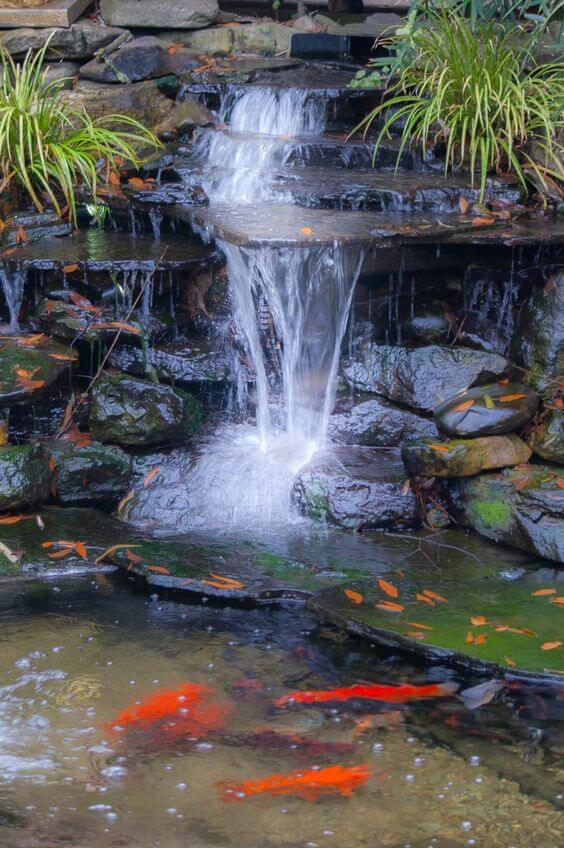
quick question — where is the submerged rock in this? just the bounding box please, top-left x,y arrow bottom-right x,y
292,447 -> 418,530
100,0 -> 218,29
0,444 -> 51,512
434,383 -> 538,437
108,340 -> 231,384
402,434 -> 532,478
45,441 -> 133,505
79,36 -> 173,84
527,408 -> 563,464
512,271 -> 563,389
90,373 -> 201,446
329,394 -> 437,446
450,464 -> 564,562
343,343 -> 508,412
0,335 -> 77,407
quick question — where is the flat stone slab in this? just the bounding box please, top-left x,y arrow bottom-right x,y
5,231 -> 212,271
180,64 -> 370,96
308,564 -> 564,682
0,333 -> 77,407
0,0 -> 90,29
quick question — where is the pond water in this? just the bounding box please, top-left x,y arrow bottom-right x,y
0,575 -> 561,848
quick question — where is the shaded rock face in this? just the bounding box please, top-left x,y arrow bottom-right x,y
512,271 -> 563,389
402,434 -> 532,478
449,464 -> 564,562
527,408 -> 563,464
90,373 -> 201,446
292,447 -> 418,530
79,37 -> 173,84
100,0 -> 218,29
107,341 -> 231,385
61,79 -> 173,131
0,445 -> 51,512
169,97 -> 215,132
343,343 -> 508,412
329,394 -> 438,446
162,27 -> 234,56
0,23 -> 127,59
45,441 -> 133,505
434,383 -> 538,437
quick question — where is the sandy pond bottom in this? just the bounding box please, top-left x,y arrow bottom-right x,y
0,576 -> 561,848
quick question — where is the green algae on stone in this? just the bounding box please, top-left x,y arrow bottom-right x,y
0,334 -> 77,407
0,445 -> 51,512
308,568 -> 564,681
402,434 -> 531,478
45,440 -> 133,505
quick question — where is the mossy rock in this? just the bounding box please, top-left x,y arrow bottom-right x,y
90,372 -> 201,446
45,440 -> 133,505
0,444 -> 51,512
37,299 -> 149,344
0,334 -> 77,407
309,566 -> 564,681
402,434 -> 531,478
434,383 -> 539,438
450,463 -> 564,562
527,408 -> 563,465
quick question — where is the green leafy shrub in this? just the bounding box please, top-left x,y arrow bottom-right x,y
0,41 -> 161,224
352,13 -> 564,198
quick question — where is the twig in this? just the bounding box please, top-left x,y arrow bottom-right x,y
56,248 -> 168,439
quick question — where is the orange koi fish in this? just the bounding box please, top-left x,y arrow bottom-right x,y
105,683 -> 231,741
274,681 -> 459,708
218,764 -> 372,803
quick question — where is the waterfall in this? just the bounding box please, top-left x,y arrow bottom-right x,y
0,264 -> 27,332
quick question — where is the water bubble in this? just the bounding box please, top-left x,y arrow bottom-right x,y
405,774 -> 415,782
469,755 -> 480,766
372,742 -> 384,753
166,808 -> 177,815
461,821 -> 472,831
176,783 -> 187,790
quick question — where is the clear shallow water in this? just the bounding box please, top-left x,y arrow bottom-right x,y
0,576 -> 561,848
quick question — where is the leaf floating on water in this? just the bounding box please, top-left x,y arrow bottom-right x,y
376,601 -> 404,612
147,565 -> 170,575
417,593 -> 435,607
405,631 -> 426,640
126,549 -> 143,563
0,514 -> 34,525
344,589 -> 363,604
550,597 -> 564,605
74,542 -> 88,559
90,321 -> 142,335
95,543 -> 141,564
423,589 -> 448,603
453,399 -> 474,412
427,443 -> 450,452
377,578 -> 399,598
48,547 -> 74,559
48,352 -> 76,362
498,394 -> 527,402
204,573 -> 245,590
541,641 -> 562,651
299,227 -> 313,236
474,633 -> 488,646
465,632 -> 474,644
470,615 -> 487,626
504,656 -> 516,667
531,588 -> 556,596
143,467 -> 160,488
405,621 -> 434,631
471,216 -> 496,226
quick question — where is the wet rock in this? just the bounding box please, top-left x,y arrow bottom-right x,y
61,79 -> 173,131
292,447 -> 418,530
36,298 -> 152,344
90,373 -> 201,446
343,343 -> 508,413
512,271 -> 563,389
108,341 -> 231,384
0,22 -> 128,59
0,444 -> 51,512
402,434 -> 532,478
450,464 -> 564,561
0,211 -> 71,246
329,394 -> 438,446
43,61 -> 80,89
162,26 -> 234,56
232,22 -> 293,56
100,0 -> 218,29
434,383 -> 538,437
0,335 -> 77,408
170,97 -> 215,132
403,309 -> 452,344
527,408 -> 563,464
79,36 -> 173,84
45,441 -> 132,505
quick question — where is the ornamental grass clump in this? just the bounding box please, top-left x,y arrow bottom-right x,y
0,40 -> 161,224
353,12 -> 564,198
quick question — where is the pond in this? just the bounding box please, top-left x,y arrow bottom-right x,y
0,575 -> 561,848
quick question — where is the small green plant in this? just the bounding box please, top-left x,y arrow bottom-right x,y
0,40 -> 161,224
352,13 -> 564,198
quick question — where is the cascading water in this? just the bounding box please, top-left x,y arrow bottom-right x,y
0,264 -> 27,332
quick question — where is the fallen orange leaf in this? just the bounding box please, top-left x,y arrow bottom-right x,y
0,514 -> 34,525
75,542 -> 88,559
376,601 -> 404,612
405,621 -> 434,631
458,196 -> 470,213
405,631 -> 426,640
377,578 -> 398,598
423,589 -> 448,603
504,656 -> 516,667
541,641 -> 562,651
62,263 -> 78,274
470,615 -> 487,626
472,216 -> 495,226
453,399 -> 474,412
417,593 -> 435,606
344,589 -> 363,604
550,597 -> 564,605
474,633 -> 488,645
147,565 -> 170,575
207,573 -> 245,590
143,467 -> 160,487
427,443 -> 450,452
498,394 -> 527,402
532,588 -> 556,596
465,632 -> 474,644
300,227 -> 313,235
48,547 -> 74,559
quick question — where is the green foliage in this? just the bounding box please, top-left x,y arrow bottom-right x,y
0,40 -> 161,224
352,13 -> 564,199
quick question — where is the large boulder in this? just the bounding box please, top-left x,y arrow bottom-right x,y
232,22 -> 293,56
343,343 -> 508,412
161,26 -> 234,56
329,394 -> 438,446
0,444 -> 51,512
45,441 -> 132,505
90,373 -> 201,446
434,382 -> 538,437
527,408 -> 563,464
512,271 -> 563,389
61,79 -> 173,131
100,0 -> 218,29
107,340 -> 231,384
79,36 -> 173,84
402,434 -> 532,478
450,463 -> 564,562
292,447 -> 418,530
0,23 -> 127,59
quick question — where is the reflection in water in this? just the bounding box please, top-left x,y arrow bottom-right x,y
0,577 -> 561,848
